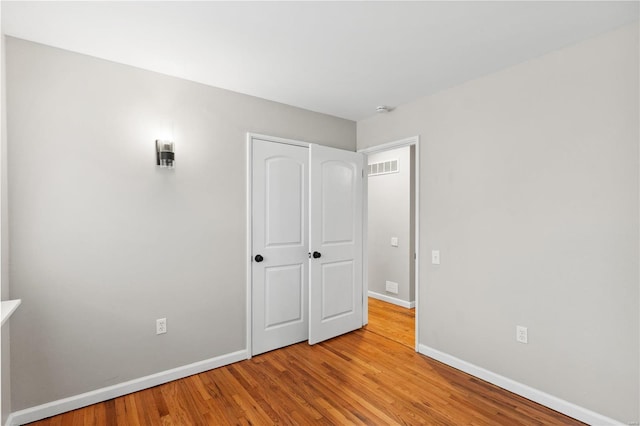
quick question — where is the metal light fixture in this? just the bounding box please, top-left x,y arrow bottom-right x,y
156,140 -> 175,168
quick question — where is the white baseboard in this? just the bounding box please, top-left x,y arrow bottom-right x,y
368,291 -> 415,309
418,344 -> 624,426
6,349 -> 248,426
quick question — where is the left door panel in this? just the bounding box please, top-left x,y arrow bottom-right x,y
252,140 -> 309,356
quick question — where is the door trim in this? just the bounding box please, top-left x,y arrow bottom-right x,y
246,133 -> 311,358
358,135 -> 421,352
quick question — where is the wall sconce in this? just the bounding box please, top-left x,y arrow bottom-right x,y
156,140 -> 175,168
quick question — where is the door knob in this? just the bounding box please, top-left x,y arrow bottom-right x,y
254,254 -> 264,262
312,251 -> 321,259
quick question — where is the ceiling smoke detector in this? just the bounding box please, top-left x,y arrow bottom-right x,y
376,105 -> 391,113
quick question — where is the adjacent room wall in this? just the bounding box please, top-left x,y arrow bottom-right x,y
358,23 -> 639,423
367,146 -> 413,305
6,37 -> 355,411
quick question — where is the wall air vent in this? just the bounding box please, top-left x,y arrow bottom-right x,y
367,159 -> 399,177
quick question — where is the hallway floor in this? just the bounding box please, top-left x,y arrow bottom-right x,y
365,297 -> 415,348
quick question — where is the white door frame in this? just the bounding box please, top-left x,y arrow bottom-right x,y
246,133 -> 368,357
358,135 -> 421,352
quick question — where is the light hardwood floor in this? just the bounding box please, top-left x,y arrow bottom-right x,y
365,297 -> 415,348
28,298 -> 583,425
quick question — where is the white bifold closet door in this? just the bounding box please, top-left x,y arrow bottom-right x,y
252,139 -> 363,356
252,140 -> 309,356
308,144 -> 363,345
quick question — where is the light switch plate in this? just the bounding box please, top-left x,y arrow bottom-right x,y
431,250 -> 440,264
391,237 -> 399,247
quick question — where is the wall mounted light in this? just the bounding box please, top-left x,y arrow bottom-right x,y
155,140 -> 175,168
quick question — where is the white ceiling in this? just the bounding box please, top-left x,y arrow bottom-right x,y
2,1 -> 638,121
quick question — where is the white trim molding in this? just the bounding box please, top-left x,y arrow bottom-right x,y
357,136 -> 419,155
245,133 -> 254,358
368,291 -> 415,309
247,132 -> 310,148
418,344 -> 625,426
6,350 -> 248,426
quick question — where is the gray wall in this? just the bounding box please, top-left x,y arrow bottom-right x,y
358,23 -> 639,423
6,37 -> 355,411
367,146 -> 413,303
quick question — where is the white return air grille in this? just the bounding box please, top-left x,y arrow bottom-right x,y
368,159 -> 399,176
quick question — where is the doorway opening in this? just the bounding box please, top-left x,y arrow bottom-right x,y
359,137 -> 420,351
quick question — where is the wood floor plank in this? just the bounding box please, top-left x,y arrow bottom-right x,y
26,298 -> 584,426
149,387 -> 169,420
244,359 -> 320,424
103,399 -> 117,426
159,381 -> 200,425
132,391 -> 160,426
366,297 -> 415,348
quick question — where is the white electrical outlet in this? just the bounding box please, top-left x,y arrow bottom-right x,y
390,237 -> 399,247
431,250 -> 440,265
516,326 -> 528,344
156,318 -> 167,335
385,280 -> 399,294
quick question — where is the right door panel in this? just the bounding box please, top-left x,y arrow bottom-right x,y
309,144 -> 364,345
